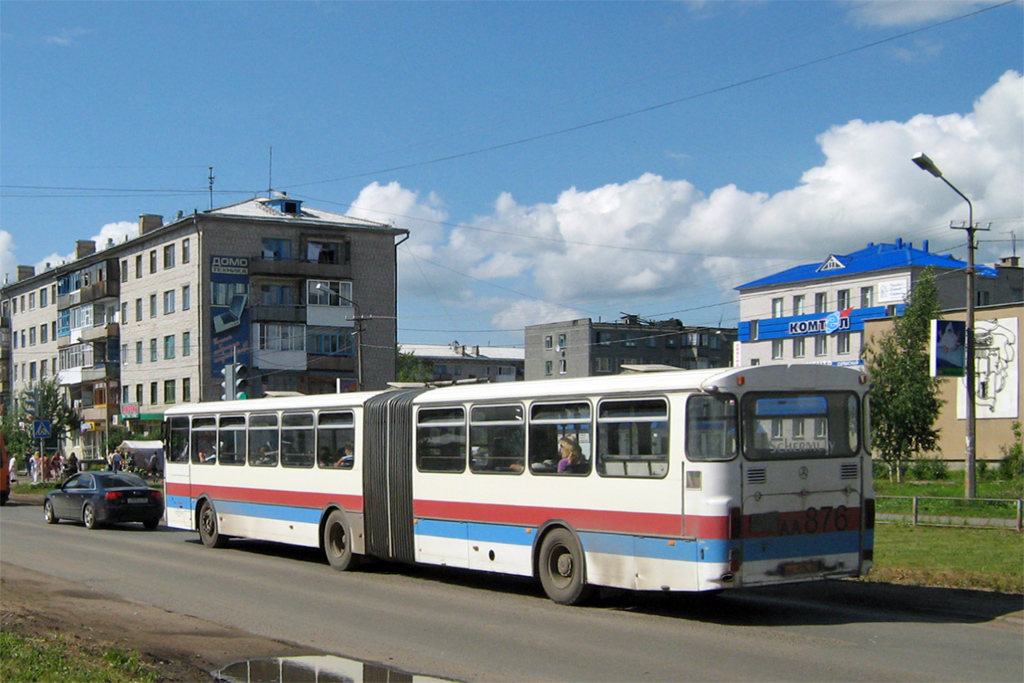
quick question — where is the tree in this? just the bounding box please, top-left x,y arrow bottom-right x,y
16,379 -> 80,454
863,268 -> 944,481
396,346 -> 434,383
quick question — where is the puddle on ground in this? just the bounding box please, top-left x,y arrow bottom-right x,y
215,655 -> 455,683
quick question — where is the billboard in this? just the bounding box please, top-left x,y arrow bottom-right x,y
931,319 -> 966,377
210,255 -> 251,372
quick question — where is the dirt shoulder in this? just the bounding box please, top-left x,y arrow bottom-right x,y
1,495 -> 323,682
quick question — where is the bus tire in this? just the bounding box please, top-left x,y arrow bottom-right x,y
198,501 -> 228,548
323,509 -> 358,571
538,528 -> 595,605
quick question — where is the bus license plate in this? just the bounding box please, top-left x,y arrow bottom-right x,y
780,560 -> 822,576
128,497 -> 148,504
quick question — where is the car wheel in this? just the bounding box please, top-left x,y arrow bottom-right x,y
537,528 -> 596,605
198,501 -> 228,548
323,509 -> 359,571
83,504 -> 98,530
43,500 -> 59,524
143,518 -> 160,530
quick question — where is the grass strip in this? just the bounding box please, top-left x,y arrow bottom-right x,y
0,631 -> 158,683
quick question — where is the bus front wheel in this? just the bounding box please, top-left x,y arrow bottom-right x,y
323,510 -> 358,571
198,501 -> 228,548
538,528 -> 595,605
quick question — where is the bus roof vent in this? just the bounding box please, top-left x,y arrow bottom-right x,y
619,364 -> 682,374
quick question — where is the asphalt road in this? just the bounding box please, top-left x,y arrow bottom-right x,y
2,500 -> 1021,682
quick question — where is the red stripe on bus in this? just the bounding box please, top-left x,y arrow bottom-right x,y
165,482 -> 362,511
414,499 -> 683,536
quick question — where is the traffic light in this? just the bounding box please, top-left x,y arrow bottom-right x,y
233,364 -> 249,400
220,365 -> 235,401
23,389 -> 38,419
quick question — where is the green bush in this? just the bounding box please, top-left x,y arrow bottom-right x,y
998,421 -> 1023,481
909,456 -> 949,481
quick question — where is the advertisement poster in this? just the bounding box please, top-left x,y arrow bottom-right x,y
210,255 -> 251,373
931,319 -> 966,377
956,317 -> 1019,420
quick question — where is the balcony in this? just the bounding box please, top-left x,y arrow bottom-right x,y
79,279 -> 119,305
251,304 -> 306,323
80,322 -> 119,343
249,254 -> 352,280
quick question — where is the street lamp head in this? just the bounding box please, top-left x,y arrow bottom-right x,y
911,152 -> 943,178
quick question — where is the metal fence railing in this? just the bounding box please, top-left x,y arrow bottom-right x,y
876,495 -> 1024,531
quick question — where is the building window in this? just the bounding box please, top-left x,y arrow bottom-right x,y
182,238 -> 190,264
182,377 -> 191,402
121,260 -> 129,282
772,298 -> 783,318
150,338 -> 157,362
256,323 -> 305,351
837,289 -> 850,310
793,337 -> 805,358
136,384 -> 143,404
771,339 -> 784,359
150,382 -> 158,405
164,335 -> 175,359
29,327 -> 36,346
558,333 -> 567,349
149,294 -> 157,318
837,332 -> 851,355
559,359 -> 567,374
793,295 -> 805,316
262,237 -> 292,261
545,360 -> 553,376
122,343 -> 128,366
135,255 -> 143,278
749,319 -> 759,341
307,280 -> 352,307
40,359 -> 48,379
814,292 -> 827,313
860,286 -> 874,308
307,326 -> 354,355
136,341 -> 143,364
306,239 -> 349,264
40,324 -> 48,344
815,335 -> 828,357
149,250 -> 157,274
122,385 -> 130,404
135,298 -> 142,322
182,331 -> 191,356
545,336 -> 553,350
163,290 -> 175,315
121,302 -> 128,324
163,244 -> 175,269
29,292 -> 35,310
182,285 -> 191,310
40,288 -> 48,308
977,290 -> 991,306
164,380 -> 176,404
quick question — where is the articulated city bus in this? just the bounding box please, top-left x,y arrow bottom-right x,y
163,364 -> 874,604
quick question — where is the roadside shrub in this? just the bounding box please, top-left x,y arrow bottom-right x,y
998,421 -> 1023,481
872,458 -> 889,479
909,456 -> 949,481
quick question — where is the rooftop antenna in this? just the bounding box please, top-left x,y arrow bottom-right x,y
268,146 -> 273,197
207,166 -> 215,210
1006,231 -> 1018,258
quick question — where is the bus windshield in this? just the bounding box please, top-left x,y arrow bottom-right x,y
741,392 -> 860,460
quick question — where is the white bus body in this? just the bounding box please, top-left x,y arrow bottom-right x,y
164,364 -> 874,604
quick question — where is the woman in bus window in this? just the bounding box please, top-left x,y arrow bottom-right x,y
557,435 -> 586,474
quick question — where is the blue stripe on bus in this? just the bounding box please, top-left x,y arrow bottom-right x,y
217,499 -> 322,525
740,530 -> 863,561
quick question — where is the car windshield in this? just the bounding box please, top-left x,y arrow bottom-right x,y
98,473 -> 149,489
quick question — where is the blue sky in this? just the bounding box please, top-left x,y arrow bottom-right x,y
2,1 -> 1022,347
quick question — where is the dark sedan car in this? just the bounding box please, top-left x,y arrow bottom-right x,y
44,471 -> 164,530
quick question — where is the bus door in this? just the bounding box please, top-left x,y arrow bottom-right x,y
164,416 -> 194,530
737,392 -> 865,585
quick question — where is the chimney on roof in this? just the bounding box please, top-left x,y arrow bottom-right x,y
139,214 -> 163,235
895,238 -> 903,249
923,239 -> 929,252
17,265 -> 35,281
997,255 -> 1021,268
75,240 -> 95,259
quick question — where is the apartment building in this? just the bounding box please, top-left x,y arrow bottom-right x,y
401,341 -> 524,383
2,194 -> 407,454
735,239 -> 1023,367
524,316 -> 736,381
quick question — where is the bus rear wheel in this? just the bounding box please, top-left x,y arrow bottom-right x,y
538,528 -> 596,605
323,510 -> 358,571
198,501 -> 228,548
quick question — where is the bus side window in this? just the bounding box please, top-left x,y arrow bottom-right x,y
248,414 -> 279,467
218,416 -> 246,466
191,418 -> 217,465
168,417 -> 190,463
596,398 -> 669,478
417,407 -> 466,473
528,402 -> 591,475
282,412 -> 314,468
469,405 -> 524,474
685,395 -> 737,461
318,411 -> 355,469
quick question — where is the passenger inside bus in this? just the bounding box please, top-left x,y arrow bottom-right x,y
556,435 -> 587,474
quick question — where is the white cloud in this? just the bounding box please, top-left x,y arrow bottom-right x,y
398,70 -> 1022,331
843,1 -> 1006,28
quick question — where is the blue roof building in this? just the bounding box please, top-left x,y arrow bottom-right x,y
734,238 -> 1021,368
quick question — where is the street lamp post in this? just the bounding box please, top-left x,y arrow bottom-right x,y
911,152 -> 977,499
314,282 -> 365,391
